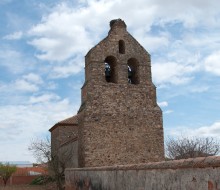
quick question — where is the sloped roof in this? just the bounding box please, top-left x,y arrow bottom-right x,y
49,115 -> 78,132
13,167 -> 48,176
57,115 -> 78,125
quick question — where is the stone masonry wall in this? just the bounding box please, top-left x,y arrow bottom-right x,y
51,127 -> 59,156
79,83 -> 163,167
65,156 -> 220,190
51,124 -> 79,167
59,125 -> 78,146
59,140 -> 78,168
78,19 -> 164,167
51,125 -> 78,155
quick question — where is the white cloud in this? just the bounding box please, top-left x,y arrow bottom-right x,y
3,31 -> 23,40
158,101 -> 168,107
152,62 -> 195,85
26,0 -> 219,81
195,122 -> 220,137
204,51 -> 220,76
14,79 -> 39,92
23,73 -> 43,84
152,0 -> 220,28
158,102 -> 173,115
164,110 -> 173,114
0,73 -> 43,93
0,48 -> 25,74
135,32 -> 169,53
50,57 -> 83,78
166,121 -> 220,138
0,46 -> 38,74
29,93 -> 60,104
0,143 -> 33,162
14,73 -> 43,92
183,32 -> 220,51
28,4 -> 94,62
27,1 -> 156,63
190,86 -> 209,93
0,97 -> 79,162
46,82 -> 58,90
1,0 -> 220,162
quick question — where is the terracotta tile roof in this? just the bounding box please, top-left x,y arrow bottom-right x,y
13,167 -> 48,176
49,115 -> 78,132
57,115 -> 78,125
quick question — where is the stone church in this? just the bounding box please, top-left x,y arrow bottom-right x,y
49,19 -> 164,168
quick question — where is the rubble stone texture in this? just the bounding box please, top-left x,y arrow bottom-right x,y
50,116 -> 79,168
65,156 -> 220,190
78,19 -> 164,167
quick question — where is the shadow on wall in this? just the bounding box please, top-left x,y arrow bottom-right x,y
66,177 -> 102,190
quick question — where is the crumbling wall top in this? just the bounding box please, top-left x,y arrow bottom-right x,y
110,18 -> 127,30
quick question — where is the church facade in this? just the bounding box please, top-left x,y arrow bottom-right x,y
50,19 -> 164,168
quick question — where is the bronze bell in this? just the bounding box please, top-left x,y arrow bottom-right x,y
128,66 -> 132,83
105,63 -> 111,82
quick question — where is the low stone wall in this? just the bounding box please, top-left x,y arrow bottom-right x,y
65,156 -> 220,190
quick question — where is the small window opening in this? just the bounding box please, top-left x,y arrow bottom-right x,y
119,40 -> 125,54
128,58 -> 139,84
104,56 -> 117,83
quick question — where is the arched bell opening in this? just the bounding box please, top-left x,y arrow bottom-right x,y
127,58 -> 139,84
105,56 -> 117,83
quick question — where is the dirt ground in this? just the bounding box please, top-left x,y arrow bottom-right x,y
0,185 -> 44,190
0,184 -> 56,190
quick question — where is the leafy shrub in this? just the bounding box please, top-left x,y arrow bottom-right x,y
30,175 -> 53,185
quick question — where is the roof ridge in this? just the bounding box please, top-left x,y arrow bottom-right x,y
58,115 -> 78,124
49,114 -> 78,132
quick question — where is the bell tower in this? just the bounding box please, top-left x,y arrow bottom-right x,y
78,19 -> 164,167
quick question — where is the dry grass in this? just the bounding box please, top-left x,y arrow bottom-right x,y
0,184 -> 56,190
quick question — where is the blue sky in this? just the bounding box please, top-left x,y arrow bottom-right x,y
0,0 -> 220,162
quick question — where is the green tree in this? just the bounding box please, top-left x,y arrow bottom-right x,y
0,163 -> 17,186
